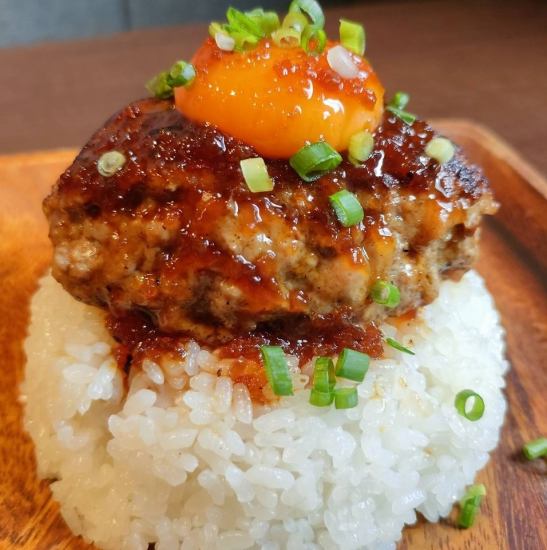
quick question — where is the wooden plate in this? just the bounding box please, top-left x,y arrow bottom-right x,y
0,121 -> 545,549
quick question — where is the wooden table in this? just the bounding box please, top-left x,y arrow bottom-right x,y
1,1 -> 546,549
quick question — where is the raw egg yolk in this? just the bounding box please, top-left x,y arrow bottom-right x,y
175,39 -> 385,159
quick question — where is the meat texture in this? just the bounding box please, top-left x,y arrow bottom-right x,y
44,98 -> 497,343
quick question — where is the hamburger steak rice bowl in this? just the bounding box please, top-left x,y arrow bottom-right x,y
23,271 -> 507,549
22,2 -> 508,548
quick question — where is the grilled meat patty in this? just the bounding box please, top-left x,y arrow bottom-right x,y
44,98 -> 496,343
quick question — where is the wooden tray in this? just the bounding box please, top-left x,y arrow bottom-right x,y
0,121 -> 545,549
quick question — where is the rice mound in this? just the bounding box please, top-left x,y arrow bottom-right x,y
22,271 -> 508,550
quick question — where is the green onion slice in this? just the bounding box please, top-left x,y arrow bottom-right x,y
245,8 -> 280,35
523,437 -> 547,460
458,497 -> 481,529
209,21 -> 224,38
282,11 -> 309,32
334,387 -> 358,409
335,348 -> 370,382
386,106 -> 416,125
260,346 -> 294,396
348,130 -> 374,165
97,151 -> 126,177
425,137 -> 455,165
301,25 -> 327,54
209,22 -> 240,51
146,71 -> 173,99
459,484 -> 486,506
313,357 -> 336,393
455,389 -> 485,421
168,60 -> 196,88
329,189 -> 364,227
389,91 -> 410,110
371,280 -> 400,307
339,19 -> 366,56
222,7 -> 266,51
289,141 -> 342,182
211,7 -> 280,52
272,27 -> 302,48
458,484 -> 486,529
309,388 -> 334,407
386,338 -> 415,355
386,92 -> 415,125
240,157 -> 274,192
289,0 -> 325,29
226,7 -> 265,38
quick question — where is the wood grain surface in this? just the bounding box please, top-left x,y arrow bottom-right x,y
0,122 -> 545,549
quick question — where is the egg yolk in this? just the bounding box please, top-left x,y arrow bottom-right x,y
175,39 -> 385,159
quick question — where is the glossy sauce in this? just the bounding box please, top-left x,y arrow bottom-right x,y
108,310 -> 384,404
52,99 -> 491,340
175,39 -> 385,157
48,98 -> 493,402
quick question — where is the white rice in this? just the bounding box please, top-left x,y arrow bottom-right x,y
22,271 -> 508,550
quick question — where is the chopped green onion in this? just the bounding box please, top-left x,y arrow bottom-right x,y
313,357 -> 336,393
301,25 -> 327,54
335,348 -> 370,382
458,484 -> 486,529
339,19 -> 365,56
425,137 -> 455,164
386,338 -> 415,355
260,346 -> 294,396
389,91 -> 410,110
329,189 -> 364,227
371,280 -> 400,307
272,27 -> 302,48
147,59 -> 195,98
455,389 -> 485,421
348,130 -> 374,165
146,71 -> 173,99
458,498 -> 480,529
282,11 -> 309,32
289,141 -> 342,182
219,7 -> 266,51
209,21 -> 224,38
288,0 -> 325,29
214,31 -> 236,51
386,106 -> 416,125
226,7 -> 265,38
235,30 -> 262,50
334,387 -> 358,409
210,7 -> 281,52
97,151 -> 126,177
240,157 -> 274,192
386,92 -> 415,125
309,388 -> 334,407
458,499 -> 479,528
523,437 -> 547,460
459,484 -> 486,506
245,8 -> 280,35
168,60 -> 196,88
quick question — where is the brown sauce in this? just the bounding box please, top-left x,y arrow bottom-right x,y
107,311 -> 384,402
46,98 -> 493,402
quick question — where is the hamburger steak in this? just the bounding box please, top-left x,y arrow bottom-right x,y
44,98 -> 497,344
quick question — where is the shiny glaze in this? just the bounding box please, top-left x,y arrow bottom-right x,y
175,39 -> 384,157
108,310 -> 384,403
45,98 -> 495,402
